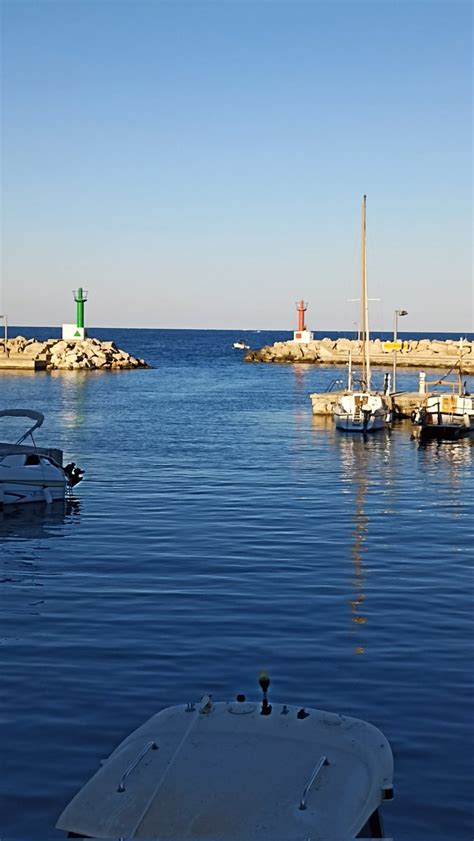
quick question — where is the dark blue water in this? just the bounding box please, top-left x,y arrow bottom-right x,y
1,329 -> 473,841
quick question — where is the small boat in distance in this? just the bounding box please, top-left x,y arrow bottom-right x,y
57,672 -> 394,840
334,196 -> 388,433
232,339 -> 250,349
0,409 -> 83,505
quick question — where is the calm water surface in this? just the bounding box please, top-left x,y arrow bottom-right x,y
1,329 -> 473,841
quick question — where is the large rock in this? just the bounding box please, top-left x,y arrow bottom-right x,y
22,341 -> 47,357
321,337 -> 336,349
429,341 -> 448,354
50,340 -> 68,354
335,338 -> 352,351
318,345 -> 335,361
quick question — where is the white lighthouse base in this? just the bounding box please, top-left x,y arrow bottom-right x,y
293,330 -> 314,343
62,324 -> 86,341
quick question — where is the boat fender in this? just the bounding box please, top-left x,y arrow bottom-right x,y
297,708 -> 310,719
412,408 -> 424,425
43,487 -> 53,504
199,694 -> 213,714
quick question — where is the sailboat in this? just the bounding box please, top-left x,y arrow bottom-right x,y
334,196 -> 388,433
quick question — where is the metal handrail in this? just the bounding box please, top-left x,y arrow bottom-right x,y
325,379 -> 345,393
298,755 -> 329,810
117,740 -> 158,792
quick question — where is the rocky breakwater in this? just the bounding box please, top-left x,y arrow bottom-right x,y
245,337 -> 474,373
0,336 -> 150,370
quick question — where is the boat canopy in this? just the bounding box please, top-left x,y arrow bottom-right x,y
0,409 -> 45,443
0,409 -> 44,423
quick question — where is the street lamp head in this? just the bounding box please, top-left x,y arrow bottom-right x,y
397,309 -> 408,317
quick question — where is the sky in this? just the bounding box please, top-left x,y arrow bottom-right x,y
0,0 -> 472,332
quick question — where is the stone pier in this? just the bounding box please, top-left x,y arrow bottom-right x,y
0,337 -> 150,371
245,337 -> 473,373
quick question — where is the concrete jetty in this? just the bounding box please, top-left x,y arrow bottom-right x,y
245,337 -> 474,373
310,390 -> 424,419
0,336 -> 150,371
0,354 -> 48,371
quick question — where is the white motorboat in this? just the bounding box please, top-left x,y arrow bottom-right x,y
57,673 -> 394,840
0,409 -> 83,505
232,339 -> 250,350
334,197 -> 388,434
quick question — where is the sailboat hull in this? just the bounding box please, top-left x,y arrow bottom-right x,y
334,392 -> 387,433
334,412 -> 386,432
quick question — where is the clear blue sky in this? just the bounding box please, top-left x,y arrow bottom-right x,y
1,0 -> 472,332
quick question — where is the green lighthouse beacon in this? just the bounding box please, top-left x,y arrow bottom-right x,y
74,287 -> 88,332
62,287 -> 88,340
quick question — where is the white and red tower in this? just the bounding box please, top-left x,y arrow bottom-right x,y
293,300 -> 314,343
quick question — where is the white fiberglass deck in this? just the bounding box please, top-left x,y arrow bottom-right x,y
57,700 -> 393,841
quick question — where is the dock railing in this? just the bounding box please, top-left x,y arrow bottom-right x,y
324,378 -> 345,393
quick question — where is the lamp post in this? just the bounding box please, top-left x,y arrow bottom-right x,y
392,309 -> 408,393
0,314 -> 8,355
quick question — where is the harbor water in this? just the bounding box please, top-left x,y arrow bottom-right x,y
1,328 -> 473,841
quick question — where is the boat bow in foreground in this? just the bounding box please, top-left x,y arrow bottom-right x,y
57,677 -> 394,840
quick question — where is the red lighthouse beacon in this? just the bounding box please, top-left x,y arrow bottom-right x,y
293,300 -> 314,343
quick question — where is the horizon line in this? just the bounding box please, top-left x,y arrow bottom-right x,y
8,325 -> 474,337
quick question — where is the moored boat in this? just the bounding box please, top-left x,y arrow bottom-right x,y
334,392 -> 387,432
0,409 -> 83,505
233,339 -> 250,350
57,673 -> 394,840
333,197 -> 389,434
412,400 -> 471,441
411,374 -> 473,441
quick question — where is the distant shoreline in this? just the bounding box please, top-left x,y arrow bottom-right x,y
7,326 -> 474,340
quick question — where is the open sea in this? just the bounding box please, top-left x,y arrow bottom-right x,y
0,327 -> 473,841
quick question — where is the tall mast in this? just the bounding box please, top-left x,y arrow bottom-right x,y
360,195 -> 371,391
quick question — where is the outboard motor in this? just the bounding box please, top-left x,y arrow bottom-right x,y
411,408 -> 424,425
64,462 -> 84,487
